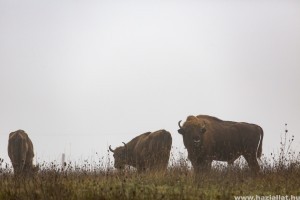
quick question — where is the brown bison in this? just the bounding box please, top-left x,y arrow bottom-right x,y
109,129 -> 172,172
8,130 -> 38,175
178,115 -> 263,173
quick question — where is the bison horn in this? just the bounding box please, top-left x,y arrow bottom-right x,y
178,120 -> 182,128
109,145 -> 115,152
202,121 -> 206,128
122,142 -> 127,149
194,139 -> 201,143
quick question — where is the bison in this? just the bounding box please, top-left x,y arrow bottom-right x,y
109,129 -> 172,172
8,130 -> 38,175
177,115 -> 263,173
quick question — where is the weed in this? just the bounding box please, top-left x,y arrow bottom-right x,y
0,125 -> 299,200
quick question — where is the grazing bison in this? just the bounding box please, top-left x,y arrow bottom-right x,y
177,115 -> 263,173
109,129 -> 172,172
8,130 -> 38,175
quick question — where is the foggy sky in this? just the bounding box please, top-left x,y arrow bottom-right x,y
0,0 -> 300,165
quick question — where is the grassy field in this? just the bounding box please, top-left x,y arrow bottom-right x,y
1,152 -> 300,200
0,129 -> 299,200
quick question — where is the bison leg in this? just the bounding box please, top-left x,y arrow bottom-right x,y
194,160 -> 212,175
227,161 -> 234,172
243,153 -> 260,173
227,160 -> 235,167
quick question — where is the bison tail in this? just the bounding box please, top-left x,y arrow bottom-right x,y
257,127 -> 264,159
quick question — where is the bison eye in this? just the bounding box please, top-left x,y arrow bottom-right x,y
200,127 -> 206,134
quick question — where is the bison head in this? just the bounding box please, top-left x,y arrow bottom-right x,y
177,118 -> 206,149
109,142 -> 128,170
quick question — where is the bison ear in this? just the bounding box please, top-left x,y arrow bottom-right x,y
178,128 -> 184,135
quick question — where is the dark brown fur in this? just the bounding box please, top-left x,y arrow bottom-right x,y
178,115 -> 263,173
110,129 -> 172,172
8,130 -> 38,175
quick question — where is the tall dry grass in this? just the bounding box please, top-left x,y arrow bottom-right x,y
0,124 -> 299,200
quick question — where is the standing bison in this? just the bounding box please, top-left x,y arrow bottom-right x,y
8,130 -> 38,175
109,129 -> 172,172
178,115 -> 263,173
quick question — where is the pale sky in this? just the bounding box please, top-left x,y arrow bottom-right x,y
0,0 -> 299,165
